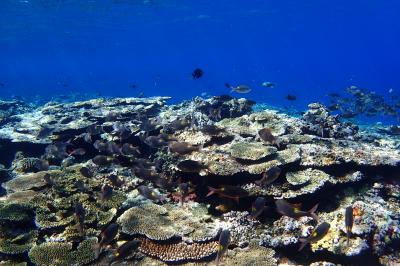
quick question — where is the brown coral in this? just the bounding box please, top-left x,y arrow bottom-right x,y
138,237 -> 218,263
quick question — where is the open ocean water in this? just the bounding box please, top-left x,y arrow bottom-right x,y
0,1 -> 400,266
0,0 -> 399,119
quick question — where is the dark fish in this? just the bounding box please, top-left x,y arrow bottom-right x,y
169,141 -> 202,155
298,222 -> 330,251
327,103 -> 340,111
216,229 -> 230,266
133,167 -> 160,181
37,126 -> 54,139
106,141 -> 121,155
106,174 -> 124,187
153,176 -> 176,191
74,180 -> 87,192
99,223 -> 118,248
144,135 -> 169,148
169,118 -> 190,131
341,111 -> 357,119
69,148 -> 86,156
345,206 -> 353,244
200,124 -> 225,135
74,202 -> 85,235
206,185 -> 249,203
176,160 -> 208,175
389,126 -> 400,135
79,166 -> 93,178
93,140 -> 108,152
43,173 -> 55,186
192,68 -> 204,79
285,94 -> 297,101
327,92 -> 341,97
130,84 -> 137,89
215,202 -> 234,213
208,107 -> 222,121
92,155 -> 115,166
86,124 -> 103,135
100,184 -> 113,200
140,117 -> 161,132
275,199 -> 319,222
255,166 -> 281,187
46,202 -> 58,213
112,122 -> 131,140
121,143 -> 140,156
250,197 -> 267,219
131,158 -> 155,169
113,240 -> 140,261
106,112 -> 120,121
258,128 -> 279,146
137,185 -> 166,203
45,142 -> 69,160
178,182 -> 189,206
83,133 -> 92,143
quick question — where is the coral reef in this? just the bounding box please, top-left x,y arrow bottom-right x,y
0,97 -> 398,265
0,97 -> 169,144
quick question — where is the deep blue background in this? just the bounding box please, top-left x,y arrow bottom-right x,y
0,0 -> 399,113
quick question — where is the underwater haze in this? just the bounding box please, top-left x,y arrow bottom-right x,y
1,0 -> 400,112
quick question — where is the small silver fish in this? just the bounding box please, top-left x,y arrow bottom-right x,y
225,83 -> 251,93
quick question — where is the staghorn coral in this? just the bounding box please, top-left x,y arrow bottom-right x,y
138,237 -> 219,263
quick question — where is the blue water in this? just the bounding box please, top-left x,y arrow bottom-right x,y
1,0 -> 399,120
